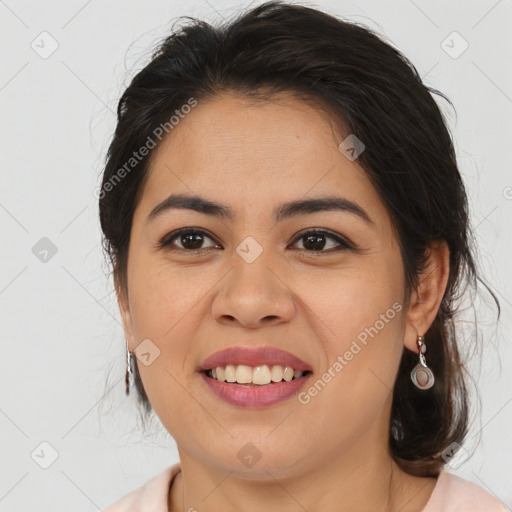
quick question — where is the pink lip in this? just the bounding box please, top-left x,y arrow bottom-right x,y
198,346 -> 313,372
200,372 -> 312,408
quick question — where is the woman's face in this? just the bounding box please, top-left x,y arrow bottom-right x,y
119,93 -> 423,476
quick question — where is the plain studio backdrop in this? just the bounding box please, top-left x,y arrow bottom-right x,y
1,0 -> 511,510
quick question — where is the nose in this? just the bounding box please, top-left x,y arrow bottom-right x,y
211,250 -> 296,329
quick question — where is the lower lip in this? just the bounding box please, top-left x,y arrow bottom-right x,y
199,372 -> 312,408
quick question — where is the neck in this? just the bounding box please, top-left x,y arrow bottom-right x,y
168,426 -> 437,512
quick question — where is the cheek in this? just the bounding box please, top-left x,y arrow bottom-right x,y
125,262 -> 214,400
295,263 -> 405,414
128,260 -> 216,339
296,304 -> 404,450
299,259 -> 404,348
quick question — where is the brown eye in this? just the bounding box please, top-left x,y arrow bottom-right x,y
290,229 -> 353,252
158,228 -> 220,252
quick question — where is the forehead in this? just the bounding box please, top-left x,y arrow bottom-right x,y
151,93 -> 345,177
136,93 -> 389,229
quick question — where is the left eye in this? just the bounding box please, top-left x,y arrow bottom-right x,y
157,228 -> 352,253
290,229 -> 352,252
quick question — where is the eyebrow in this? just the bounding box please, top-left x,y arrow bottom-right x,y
146,193 -> 374,227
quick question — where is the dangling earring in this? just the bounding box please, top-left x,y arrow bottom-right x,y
410,334 -> 434,390
125,341 -> 133,396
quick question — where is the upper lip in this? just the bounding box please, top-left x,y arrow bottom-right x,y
198,346 -> 313,372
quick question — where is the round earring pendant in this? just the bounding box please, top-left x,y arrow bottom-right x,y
411,364 -> 435,390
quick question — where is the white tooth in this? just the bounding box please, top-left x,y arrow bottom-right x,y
213,364 -> 301,384
283,366 -> 294,382
236,365 -> 253,383
271,365 -> 283,382
225,364 -> 237,382
253,365 -> 271,385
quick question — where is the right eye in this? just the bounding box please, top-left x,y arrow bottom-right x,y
156,227 -> 222,252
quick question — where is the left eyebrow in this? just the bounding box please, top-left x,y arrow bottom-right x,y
146,193 -> 375,227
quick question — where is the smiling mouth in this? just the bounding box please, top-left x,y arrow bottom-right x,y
202,364 -> 313,386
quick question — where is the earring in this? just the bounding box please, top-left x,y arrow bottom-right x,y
125,342 -> 133,396
410,335 -> 434,390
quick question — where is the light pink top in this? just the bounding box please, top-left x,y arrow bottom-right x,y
102,463 -> 507,511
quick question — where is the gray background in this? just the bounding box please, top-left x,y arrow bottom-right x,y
1,0 -> 511,510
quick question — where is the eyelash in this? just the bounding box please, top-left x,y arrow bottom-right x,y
156,227 -> 354,254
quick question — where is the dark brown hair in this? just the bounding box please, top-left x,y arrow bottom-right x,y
98,1 -> 500,476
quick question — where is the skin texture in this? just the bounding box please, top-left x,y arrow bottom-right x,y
117,93 -> 450,512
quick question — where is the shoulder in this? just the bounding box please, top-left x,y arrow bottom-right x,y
422,471 -> 507,512
102,463 -> 181,512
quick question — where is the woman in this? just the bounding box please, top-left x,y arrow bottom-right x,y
98,2 -> 505,510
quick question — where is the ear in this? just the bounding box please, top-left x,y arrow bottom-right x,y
403,239 -> 450,353
114,274 -> 135,352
